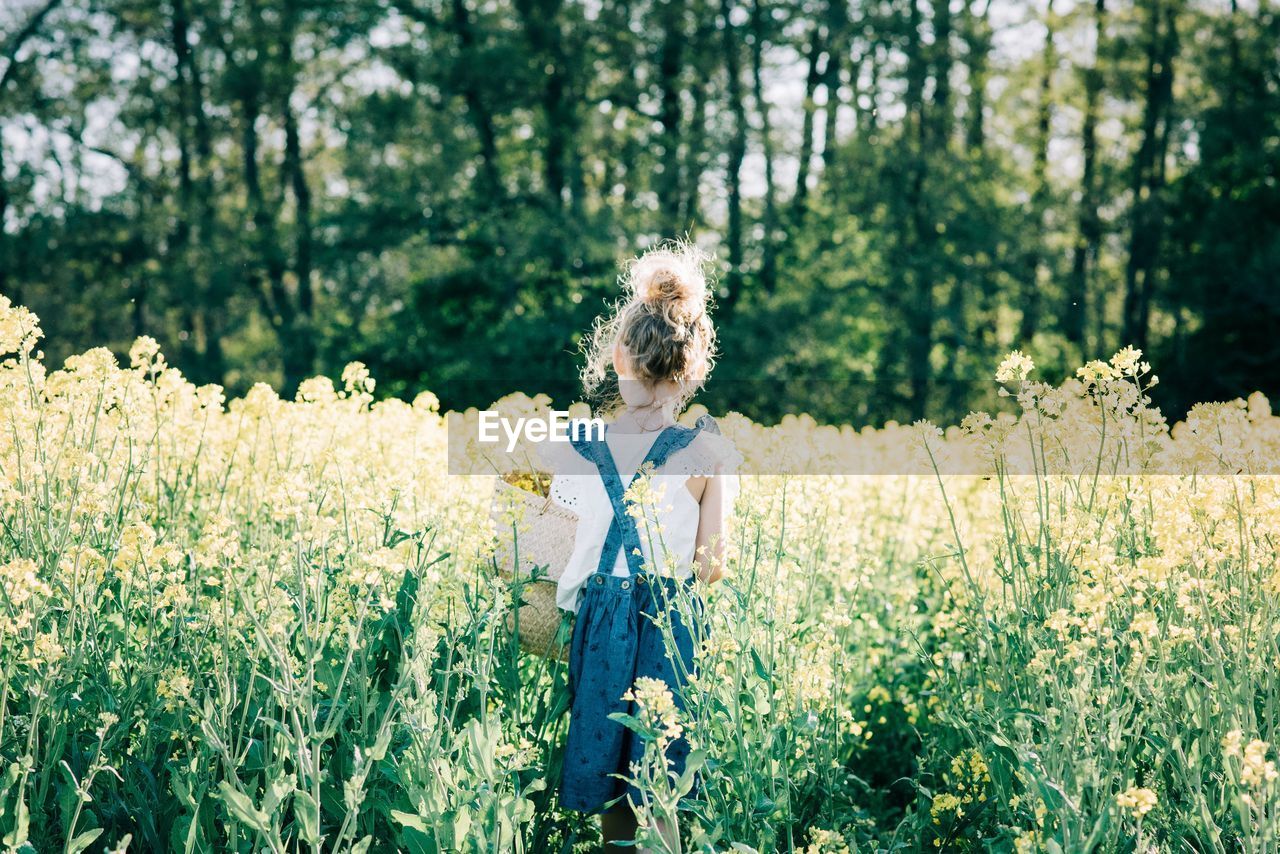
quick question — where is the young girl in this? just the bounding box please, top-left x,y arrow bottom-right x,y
542,241 -> 740,851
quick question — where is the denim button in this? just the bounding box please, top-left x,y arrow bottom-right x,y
621,580 -> 630,590
637,575 -> 646,585
594,576 -> 603,585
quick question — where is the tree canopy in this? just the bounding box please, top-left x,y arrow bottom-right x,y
2,0 -> 1277,424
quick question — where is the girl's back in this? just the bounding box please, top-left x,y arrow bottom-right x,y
542,416 -> 741,612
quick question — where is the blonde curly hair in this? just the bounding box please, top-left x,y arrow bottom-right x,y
580,240 -> 718,414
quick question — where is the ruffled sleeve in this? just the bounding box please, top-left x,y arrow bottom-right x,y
706,431 -> 743,517
658,416 -> 744,515
662,416 -> 744,474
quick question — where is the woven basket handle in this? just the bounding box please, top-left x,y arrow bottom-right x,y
536,469 -> 554,513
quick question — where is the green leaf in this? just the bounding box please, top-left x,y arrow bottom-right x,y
65,828 -> 103,854
369,727 -> 393,762
1035,778 -> 1072,815
750,648 -> 770,682
2,786 -> 29,848
294,790 -> 321,846
453,808 -> 471,842
261,775 -> 293,816
183,804 -> 203,854
607,712 -> 649,735
676,749 -> 707,791
390,810 -> 432,834
216,781 -> 270,834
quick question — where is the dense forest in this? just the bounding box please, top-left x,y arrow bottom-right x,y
1,0 -> 1277,425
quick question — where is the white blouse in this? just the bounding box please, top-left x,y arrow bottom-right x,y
538,420 -> 742,613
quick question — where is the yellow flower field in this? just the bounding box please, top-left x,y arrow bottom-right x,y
0,294 -> 1277,852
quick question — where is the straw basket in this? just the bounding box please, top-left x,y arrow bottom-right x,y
490,476 -> 578,660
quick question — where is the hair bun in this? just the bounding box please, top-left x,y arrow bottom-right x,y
579,238 -> 718,405
626,242 -> 710,321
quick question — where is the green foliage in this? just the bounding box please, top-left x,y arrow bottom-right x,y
1,0 -> 1277,427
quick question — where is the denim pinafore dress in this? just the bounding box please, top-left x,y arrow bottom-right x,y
560,423 -> 704,814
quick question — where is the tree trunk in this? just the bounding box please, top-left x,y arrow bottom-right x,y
792,16 -> 825,220
1019,0 -> 1056,343
450,0 -> 503,200
820,0 -> 851,172
541,28 -> 569,216
514,0 -> 575,218
657,0 -> 686,233
903,0 -> 934,420
514,0 -> 580,273
962,0 -> 991,151
682,81 -> 707,228
721,0 -> 747,311
1067,0 -> 1105,346
823,45 -> 851,173
236,1 -> 301,393
682,14 -> 715,228
749,0 -> 777,292
240,85 -> 291,350
170,0 -> 226,385
1122,0 -> 1177,351
280,0 -> 316,393
931,0 -> 954,146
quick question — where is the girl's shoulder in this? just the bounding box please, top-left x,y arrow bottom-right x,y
664,414 -> 744,477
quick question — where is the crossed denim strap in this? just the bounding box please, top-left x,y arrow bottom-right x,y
571,424 -> 701,577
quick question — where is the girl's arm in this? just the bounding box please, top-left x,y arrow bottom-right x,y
691,465 -> 727,583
